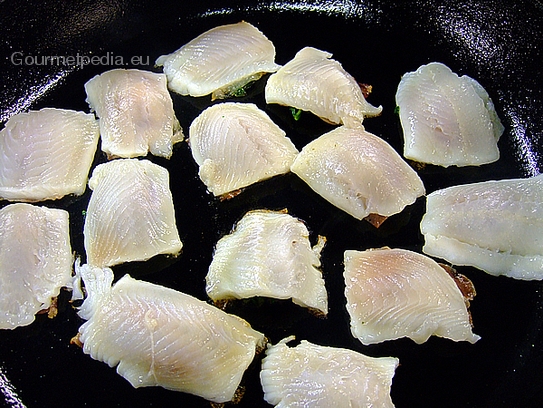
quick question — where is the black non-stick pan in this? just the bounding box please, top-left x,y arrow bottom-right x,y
1,1 -> 543,407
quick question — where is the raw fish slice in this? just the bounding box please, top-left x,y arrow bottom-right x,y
290,126 -> 425,221
74,264 -> 265,403
0,108 -> 99,202
84,159 -> 182,268
156,21 -> 280,99
265,47 -> 382,127
421,174 -> 543,280
189,102 -> 299,196
0,203 -> 72,329
85,68 -> 182,159
395,62 -> 504,167
260,336 -> 398,407
206,210 -> 328,314
344,248 -> 479,345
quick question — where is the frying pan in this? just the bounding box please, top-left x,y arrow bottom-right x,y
1,0 -> 543,406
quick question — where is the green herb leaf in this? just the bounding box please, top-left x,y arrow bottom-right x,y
232,86 -> 248,98
290,107 -> 302,121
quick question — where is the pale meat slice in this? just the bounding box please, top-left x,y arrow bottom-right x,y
290,126 -> 425,221
395,62 -> 504,167
156,21 -> 280,99
265,47 -> 382,127
260,336 -> 398,407
83,159 -> 182,268
0,203 -> 72,329
74,264 -> 265,403
205,209 -> 328,314
189,102 -> 299,197
0,108 -> 99,202
344,248 -> 480,345
85,68 -> 183,159
421,174 -> 543,280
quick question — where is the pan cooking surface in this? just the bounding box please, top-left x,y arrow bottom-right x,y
1,1 -> 543,407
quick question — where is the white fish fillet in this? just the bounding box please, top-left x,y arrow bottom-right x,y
395,62 -> 504,167
290,126 -> 425,221
85,69 -> 183,159
0,108 -> 99,202
421,174 -> 543,280
206,210 -> 328,314
84,159 -> 182,268
74,264 -> 265,403
0,203 -> 72,329
189,102 -> 299,196
156,21 -> 280,99
265,47 -> 382,127
344,248 -> 479,345
260,336 -> 398,408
